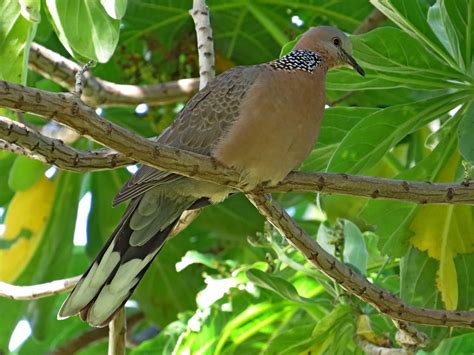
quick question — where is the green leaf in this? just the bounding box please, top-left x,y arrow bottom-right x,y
45,0 -> 120,62
343,220 -> 368,275
176,250 -> 221,272
351,27 -> 467,88
28,171 -> 83,340
442,0 -> 474,70
370,0 -> 460,70
326,93 -> 467,174
360,128 -> 458,257
8,156 -> 47,192
400,247 -> 448,348
100,0 -> 128,19
430,333 -> 474,354
301,107 -> 379,172
246,269 -> 319,305
458,103 -> 474,163
427,0 -> 463,69
279,34 -> 303,57
0,0 -> 36,83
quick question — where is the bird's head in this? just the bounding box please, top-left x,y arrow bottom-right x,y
294,26 -> 365,76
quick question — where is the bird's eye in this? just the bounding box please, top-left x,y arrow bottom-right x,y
332,37 -> 341,46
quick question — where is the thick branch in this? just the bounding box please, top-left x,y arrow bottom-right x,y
0,116 -> 134,171
246,193 -> 474,328
29,43 -> 199,107
0,81 -> 473,204
0,276 -> 80,300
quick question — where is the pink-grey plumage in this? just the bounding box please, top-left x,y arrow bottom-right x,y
58,26 -> 364,327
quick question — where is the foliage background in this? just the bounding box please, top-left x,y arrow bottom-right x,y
0,0 -> 474,353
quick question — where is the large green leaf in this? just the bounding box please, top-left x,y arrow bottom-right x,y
0,0 -> 36,83
370,0 -> 461,70
326,93 -> 467,174
45,0 -> 120,62
247,269 -> 320,305
351,27 -> 468,89
301,107 -> 379,172
343,220 -> 368,275
400,247 -> 448,349
442,0 -> 474,70
360,126 -> 458,257
28,171 -> 83,340
427,0 -> 463,70
429,333 -> 474,354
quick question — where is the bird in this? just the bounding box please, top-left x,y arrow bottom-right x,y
58,26 -> 365,327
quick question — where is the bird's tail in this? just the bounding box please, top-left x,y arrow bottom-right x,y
58,192 -> 194,327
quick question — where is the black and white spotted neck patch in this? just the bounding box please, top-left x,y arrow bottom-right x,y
270,50 -> 321,73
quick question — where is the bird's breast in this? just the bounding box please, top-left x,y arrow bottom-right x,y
212,69 -> 326,188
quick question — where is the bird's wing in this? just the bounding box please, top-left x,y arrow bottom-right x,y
113,66 -> 260,206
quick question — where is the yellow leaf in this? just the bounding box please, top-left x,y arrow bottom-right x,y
409,154 -> 474,309
0,176 -> 56,282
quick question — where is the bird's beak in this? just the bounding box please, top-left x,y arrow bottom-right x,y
341,48 -> 365,77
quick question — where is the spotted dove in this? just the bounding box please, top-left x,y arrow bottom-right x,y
58,26 -> 364,327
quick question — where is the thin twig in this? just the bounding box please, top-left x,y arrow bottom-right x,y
353,8 -> 387,35
246,193 -> 474,328
75,60 -> 95,96
29,43 -> 200,107
108,308 -> 126,355
357,338 -> 411,355
190,0 -> 215,89
0,276 -> 80,300
393,320 -> 428,350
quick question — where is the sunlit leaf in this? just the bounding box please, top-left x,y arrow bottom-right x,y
247,269 -> 319,305
0,177 -> 56,282
0,0 -> 36,83
45,0 -> 120,62
343,220 -> 368,275
19,0 -> 41,23
100,0 -> 128,19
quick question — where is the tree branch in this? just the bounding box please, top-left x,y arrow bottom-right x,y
0,82 -> 473,203
0,276 -> 80,300
29,43 -> 200,107
246,193 -> 474,328
51,313 -> 144,355
190,0 -> 216,89
0,116 -> 134,171
353,8 -> 387,35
